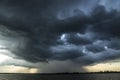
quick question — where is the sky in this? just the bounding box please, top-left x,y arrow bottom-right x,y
0,0 -> 120,73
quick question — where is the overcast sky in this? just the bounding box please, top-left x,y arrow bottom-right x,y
0,0 -> 120,73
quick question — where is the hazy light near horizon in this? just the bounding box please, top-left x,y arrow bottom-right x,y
0,54 -> 10,63
84,61 -> 120,72
0,65 -> 39,73
0,48 -> 16,64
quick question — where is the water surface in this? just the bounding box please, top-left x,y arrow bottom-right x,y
0,73 -> 119,80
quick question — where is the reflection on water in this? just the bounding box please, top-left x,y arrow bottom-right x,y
0,73 -> 120,80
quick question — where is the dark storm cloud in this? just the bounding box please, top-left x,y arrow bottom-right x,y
0,0 -> 92,62
0,0 -> 120,67
51,3 -> 120,65
50,44 -> 85,60
75,48 -> 120,65
61,33 -> 92,45
90,6 -> 120,37
37,60 -> 85,73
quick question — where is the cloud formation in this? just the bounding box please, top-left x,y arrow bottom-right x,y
0,0 -> 120,72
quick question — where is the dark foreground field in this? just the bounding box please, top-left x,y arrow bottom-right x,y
0,73 -> 120,80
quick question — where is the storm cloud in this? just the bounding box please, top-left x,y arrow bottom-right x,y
0,0 -> 120,72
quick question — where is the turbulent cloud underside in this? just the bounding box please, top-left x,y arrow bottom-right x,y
0,0 -> 120,72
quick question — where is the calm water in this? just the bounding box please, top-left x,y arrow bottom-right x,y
0,73 -> 120,80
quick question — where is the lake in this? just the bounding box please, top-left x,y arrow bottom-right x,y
0,73 -> 119,80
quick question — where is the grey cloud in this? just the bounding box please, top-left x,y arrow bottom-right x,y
50,45 -> 85,60
0,0 -> 120,70
65,33 -> 92,45
75,48 -> 120,65
36,60 -> 85,73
